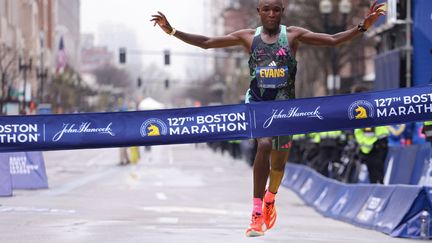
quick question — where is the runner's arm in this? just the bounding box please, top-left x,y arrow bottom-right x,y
293,26 -> 362,47
151,11 -> 248,49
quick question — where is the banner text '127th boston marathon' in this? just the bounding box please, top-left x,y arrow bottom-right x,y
0,86 -> 430,152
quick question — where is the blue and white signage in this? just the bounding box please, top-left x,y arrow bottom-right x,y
0,86 -> 430,152
0,152 -> 49,189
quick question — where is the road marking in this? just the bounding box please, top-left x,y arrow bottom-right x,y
156,192 -> 167,200
141,206 -> 248,216
154,181 -> 164,187
168,147 -> 174,165
0,206 -> 76,214
157,217 -> 179,224
213,167 -> 224,173
39,167 -> 117,196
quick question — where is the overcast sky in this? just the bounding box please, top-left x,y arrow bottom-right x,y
80,0 -> 212,80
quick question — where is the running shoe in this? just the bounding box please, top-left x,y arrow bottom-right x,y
245,212 -> 264,237
262,199 -> 276,230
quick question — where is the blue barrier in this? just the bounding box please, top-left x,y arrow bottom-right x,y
0,86 -> 431,152
283,164 -> 432,239
0,158 -> 12,197
386,145 -> 419,185
384,143 -> 432,186
338,185 -> 373,223
0,152 -> 49,189
413,144 -> 432,185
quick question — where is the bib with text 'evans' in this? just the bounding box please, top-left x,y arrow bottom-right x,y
256,66 -> 289,89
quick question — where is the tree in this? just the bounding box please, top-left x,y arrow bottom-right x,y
0,44 -> 18,113
92,64 -> 132,88
46,67 -> 86,113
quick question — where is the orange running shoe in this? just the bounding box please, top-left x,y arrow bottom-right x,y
263,199 -> 277,230
245,212 -> 264,237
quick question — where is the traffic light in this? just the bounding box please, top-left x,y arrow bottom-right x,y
137,77 -> 142,87
165,79 -> 169,89
119,47 -> 126,64
164,50 -> 170,65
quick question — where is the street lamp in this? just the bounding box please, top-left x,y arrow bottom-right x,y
18,57 -> 32,113
37,31 -> 48,103
319,0 -> 352,95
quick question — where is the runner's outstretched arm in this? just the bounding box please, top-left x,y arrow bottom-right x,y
151,11 -> 251,49
292,0 -> 386,47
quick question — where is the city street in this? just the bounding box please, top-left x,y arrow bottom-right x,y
0,144 -> 416,243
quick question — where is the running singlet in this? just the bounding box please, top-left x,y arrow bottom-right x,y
247,25 -> 297,101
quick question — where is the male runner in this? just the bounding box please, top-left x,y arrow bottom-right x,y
151,0 -> 385,237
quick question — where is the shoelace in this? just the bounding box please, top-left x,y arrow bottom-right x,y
264,201 -> 274,212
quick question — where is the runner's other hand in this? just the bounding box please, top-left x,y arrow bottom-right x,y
151,11 -> 174,35
363,0 -> 386,29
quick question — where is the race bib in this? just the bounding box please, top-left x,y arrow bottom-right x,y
256,66 -> 289,89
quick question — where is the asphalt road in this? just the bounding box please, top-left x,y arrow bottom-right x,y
0,144 -> 417,243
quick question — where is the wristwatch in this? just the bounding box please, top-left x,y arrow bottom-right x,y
357,21 -> 367,32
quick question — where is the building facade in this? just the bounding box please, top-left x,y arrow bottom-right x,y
0,0 -> 80,114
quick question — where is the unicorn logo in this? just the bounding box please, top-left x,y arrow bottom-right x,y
140,118 -> 168,137
348,100 -> 375,120
355,106 -> 368,119
147,124 -> 160,136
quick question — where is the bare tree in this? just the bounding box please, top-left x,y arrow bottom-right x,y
47,68 -> 83,113
92,64 -> 132,88
0,44 -> 19,112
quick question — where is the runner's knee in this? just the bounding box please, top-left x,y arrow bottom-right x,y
257,138 -> 272,154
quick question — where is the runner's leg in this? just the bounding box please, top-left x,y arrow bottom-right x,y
268,150 -> 289,193
253,137 -> 272,198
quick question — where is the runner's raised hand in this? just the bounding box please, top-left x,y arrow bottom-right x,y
362,0 -> 386,30
151,11 -> 174,35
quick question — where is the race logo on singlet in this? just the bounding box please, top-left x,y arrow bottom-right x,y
140,118 -> 168,137
348,100 -> 375,120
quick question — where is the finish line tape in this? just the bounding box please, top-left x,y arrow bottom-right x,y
0,85 -> 431,152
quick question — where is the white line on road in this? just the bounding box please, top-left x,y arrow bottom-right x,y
212,167 -> 225,173
157,217 -> 179,224
0,206 -> 76,215
154,181 -> 164,187
156,192 -> 167,201
140,206 -> 249,216
39,167 -> 117,196
168,146 -> 174,165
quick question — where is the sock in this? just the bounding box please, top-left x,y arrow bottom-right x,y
264,190 -> 276,203
253,198 -> 263,214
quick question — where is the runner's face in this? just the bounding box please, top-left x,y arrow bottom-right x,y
257,0 -> 284,31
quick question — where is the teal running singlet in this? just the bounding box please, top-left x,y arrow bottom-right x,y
247,25 -> 297,102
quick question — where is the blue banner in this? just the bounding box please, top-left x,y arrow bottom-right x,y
0,104 -> 251,152
0,158 -> 12,197
0,152 -> 48,189
0,86 -> 431,152
251,86 -> 432,138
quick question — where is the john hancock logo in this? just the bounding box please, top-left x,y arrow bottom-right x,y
140,118 -> 168,137
348,100 -> 375,120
